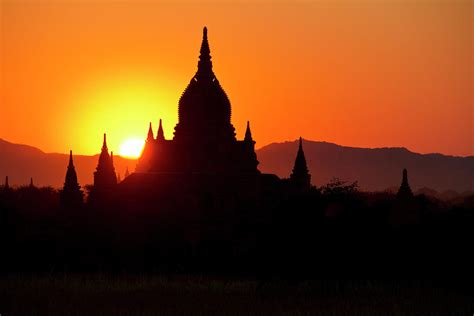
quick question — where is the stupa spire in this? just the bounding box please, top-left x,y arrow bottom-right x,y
65,151 -> 79,186
4,176 -> 9,190
102,133 -> 108,152
68,150 -> 73,166
397,168 -> 413,199
290,137 -> 311,190
196,26 -> 213,79
244,121 -> 253,142
147,122 -> 154,141
93,133 -> 117,191
29,177 -> 34,188
60,150 -> 83,207
157,119 -> 165,141
293,138 -> 309,173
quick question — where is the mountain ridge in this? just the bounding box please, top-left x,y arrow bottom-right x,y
260,139 -> 471,159
1,138 -> 472,192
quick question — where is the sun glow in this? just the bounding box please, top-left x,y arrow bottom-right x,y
119,139 -> 145,158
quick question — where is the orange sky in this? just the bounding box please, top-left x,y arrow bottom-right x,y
1,0 -> 472,156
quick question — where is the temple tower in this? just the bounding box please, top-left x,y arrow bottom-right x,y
242,121 -> 259,171
93,133 -> 117,189
156,119 -> 165,142
136,123 -> 156,172
4,176 -> 9,190
174,27 -> 236,144
397,168 -> 413,200
119,27 -> 261,201
290,137 -> 311,190
60,150 -> 84,207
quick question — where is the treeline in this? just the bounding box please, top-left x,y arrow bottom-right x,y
0,180 -> 473,279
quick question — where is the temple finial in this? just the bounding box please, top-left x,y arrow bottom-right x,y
157,118 -> 165,141
397,168 -> 413,199
29,177 -> 34,188
290,137 -> 311,190
4,176 -> 9,189
244,121 -> 253,142
197,26 -> 213,78
403,168 -> 408,183
147,122 -> 154,141
102,133 -> 108,151
69,150 -> 73,166
201,27 -> 209,55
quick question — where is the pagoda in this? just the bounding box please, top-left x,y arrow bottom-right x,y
289,137 -> 311,190
60,150 -> 84,207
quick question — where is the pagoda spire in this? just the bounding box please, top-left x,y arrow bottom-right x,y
196,26 -> 214,79
397,168 -> 413,199
60,150 -> 83,207
68,150 -> 73,167
156,119 -> 165,141
97,133 -> 112,170
93,133 -> 117,192
65,150 -> 75,186
244,121 -> 253,142
102,133 -> 108,152
29,177 -> 34,188
4,176 -> 9,190
290,137 -> 311,190
147,122 -> 154,141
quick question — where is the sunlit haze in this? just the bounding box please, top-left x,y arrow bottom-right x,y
1,0 -> 472,156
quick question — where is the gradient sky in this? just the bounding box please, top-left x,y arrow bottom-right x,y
1,0 -> 472,156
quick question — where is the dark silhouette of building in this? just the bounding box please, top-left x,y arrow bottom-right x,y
87,27 -> 313,207
60,150 -> 84,207
397,168 -> 413,200
289,137 -> 311,190
119,27 -> 265,202
156,118 -> 165,141
134,27 -> 259,176
391,168 -> 419,225
29,177 -> 35,189
135,122 -> 155,172
90,134 -> 117,202
93,134 -> 117,189
3,176 -> 9,191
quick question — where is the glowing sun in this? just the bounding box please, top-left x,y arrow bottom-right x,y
119,139 -> 145,158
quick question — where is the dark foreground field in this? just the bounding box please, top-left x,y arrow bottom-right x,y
1,275 -> 472,315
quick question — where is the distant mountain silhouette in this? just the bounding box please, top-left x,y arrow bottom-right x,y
1,138 -> 472,192
258,140 -> 473,193
0,138 -> 134,188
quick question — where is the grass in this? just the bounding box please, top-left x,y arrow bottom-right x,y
1,274 -> 472,315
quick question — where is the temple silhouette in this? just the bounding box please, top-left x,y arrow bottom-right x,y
60,151 -> 84,208
61,27 -> 418,209
84,27 -> 310,205
5,28 -> 473,291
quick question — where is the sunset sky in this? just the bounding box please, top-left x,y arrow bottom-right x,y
1,0 -> 472,157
